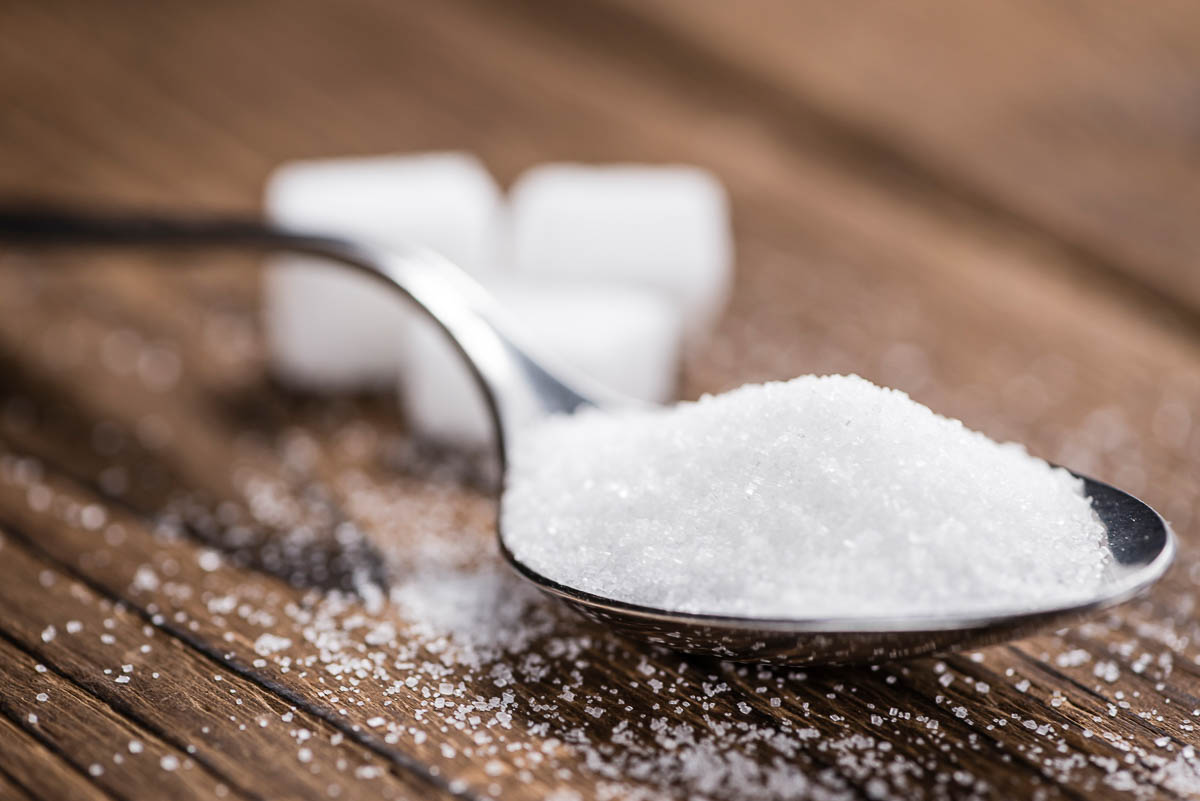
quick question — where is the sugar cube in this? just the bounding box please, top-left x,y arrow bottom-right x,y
509,164 -> 733,341
264,152 -> 502,389
399,282 -> 682,450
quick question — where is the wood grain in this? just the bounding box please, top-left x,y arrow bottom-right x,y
0,0 -> 1199,799
0,636 -> 240,801
0,712 -> 112,801
599,0 -> 1200,322
0,532 -> 436,800
0,770 -> 36,801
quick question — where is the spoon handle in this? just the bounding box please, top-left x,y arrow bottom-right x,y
0,203 -> 600,464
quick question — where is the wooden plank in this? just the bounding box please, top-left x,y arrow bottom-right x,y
0,636 -> 243,801
0,770 -> 36,801
0,274 -> 394,595
0,448 -> 686,799
0,532 -> 439,801
0,712 -> 112,801
593,0 -> 1200,320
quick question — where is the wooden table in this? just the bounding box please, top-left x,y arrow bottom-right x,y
2,2 -> 1199,798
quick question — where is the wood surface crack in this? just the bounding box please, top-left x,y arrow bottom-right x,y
0,702 -> 123,801
0,625 -> 261,801
0,512 -> 482,801
0,760 -> 64,801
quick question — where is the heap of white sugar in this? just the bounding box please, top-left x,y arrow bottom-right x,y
502,374 -> 1111,618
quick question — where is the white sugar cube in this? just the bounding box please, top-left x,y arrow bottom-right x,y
264,152 -> 502,389
509,164 -> 733,341
400,283 -> 683,450
263,263 -> 406,389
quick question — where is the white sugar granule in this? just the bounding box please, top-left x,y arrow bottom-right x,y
502,375 -> 1110,618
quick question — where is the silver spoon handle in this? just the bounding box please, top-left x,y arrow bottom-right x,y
0,204 -> 600,463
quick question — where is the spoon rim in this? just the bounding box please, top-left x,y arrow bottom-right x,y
498,472 -> 1176,634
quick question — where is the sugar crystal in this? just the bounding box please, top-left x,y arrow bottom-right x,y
503,375 -> 1109,617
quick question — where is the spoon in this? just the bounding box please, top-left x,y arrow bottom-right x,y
0,205 -> 1176,666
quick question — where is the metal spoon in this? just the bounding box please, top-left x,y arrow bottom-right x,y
0,206 -> 1176,666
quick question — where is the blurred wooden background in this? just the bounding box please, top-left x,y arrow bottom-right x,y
1,1 -> 1199,799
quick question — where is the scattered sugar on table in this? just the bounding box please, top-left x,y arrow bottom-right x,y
503,374 -> 1111,618
3,435 -> 1197,800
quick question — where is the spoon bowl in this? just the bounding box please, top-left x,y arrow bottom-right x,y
1,206 -> 1176,666
499,475 -> 1174,665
